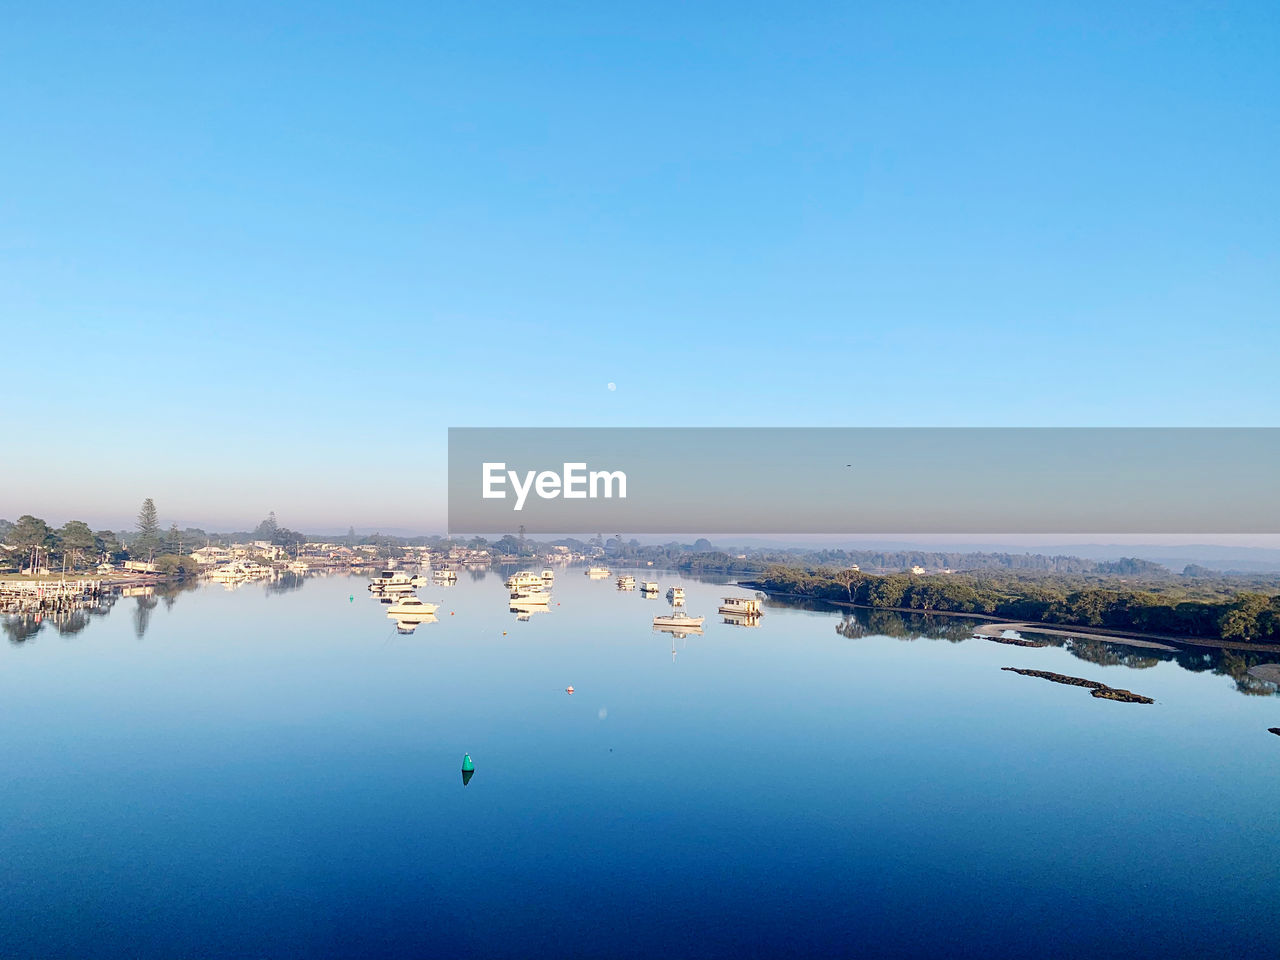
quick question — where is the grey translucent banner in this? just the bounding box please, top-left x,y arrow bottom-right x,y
447,428 -> 1280,534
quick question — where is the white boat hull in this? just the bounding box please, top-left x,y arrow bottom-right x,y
653,615 -> 705,628
386,601 -> 438,616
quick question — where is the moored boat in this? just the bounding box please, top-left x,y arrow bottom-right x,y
718,596 -> 762,616
653,611 -> 704,628
369,569 -> 415,591
506,570 -> 545,589
385,595 -> 439,617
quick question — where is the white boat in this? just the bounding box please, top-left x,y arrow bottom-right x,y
505,571 -> 545,589
369,569 -> 415,591
653,611 -> 704,629
370,580 -> 415,594
432,569 -> 458,582
207,564 -> 247,583
541,568 -> 555,582
617,575 -> 636,589
718,596 -> 762,616
385,595 -> 439,617
666,586 -> 685,604
585,566 -> 611,578
640,581 -> 659,593
208,560 -> 274,582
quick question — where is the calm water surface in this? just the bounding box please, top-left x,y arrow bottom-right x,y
2,569 -> 1278,958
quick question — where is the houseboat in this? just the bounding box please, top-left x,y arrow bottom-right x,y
718,597 -> 763,617
617,575 -> 636,589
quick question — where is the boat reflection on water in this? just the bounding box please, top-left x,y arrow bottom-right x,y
510,600 -> 552,620
652,622 -> 704,662
652,624 -> 704,639
387,612 -> 439,634
722,613 -> 761,627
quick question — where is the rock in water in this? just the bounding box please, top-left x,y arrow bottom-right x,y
1001,667 -> 1153,704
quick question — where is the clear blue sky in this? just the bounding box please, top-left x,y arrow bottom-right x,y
2,1 -> 1276,532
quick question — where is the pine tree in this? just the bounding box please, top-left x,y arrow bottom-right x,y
135,498 -> 161,557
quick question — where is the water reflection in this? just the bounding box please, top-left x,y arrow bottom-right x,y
265,571 -> 306,595
388,613 -> 439,634
4,571 -> 1277,700
826,605 -> 1280,697
132,595 -> 159,639
1,578 -> 196,644
3,615 -> 44,644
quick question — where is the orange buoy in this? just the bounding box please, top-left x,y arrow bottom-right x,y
566,685 -> 575,695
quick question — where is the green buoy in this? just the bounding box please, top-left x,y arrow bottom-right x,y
461,753 -> 474,773
349,595 -> 354,602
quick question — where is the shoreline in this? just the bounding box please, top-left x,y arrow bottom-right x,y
740,583 -> 1280,654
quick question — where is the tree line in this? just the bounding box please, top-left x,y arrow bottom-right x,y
752,566 -> 1280,644
0,500 -> 312,577
1,498 -> 198,576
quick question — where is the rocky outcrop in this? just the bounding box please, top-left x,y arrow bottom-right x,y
1001,667 -> 1154,704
